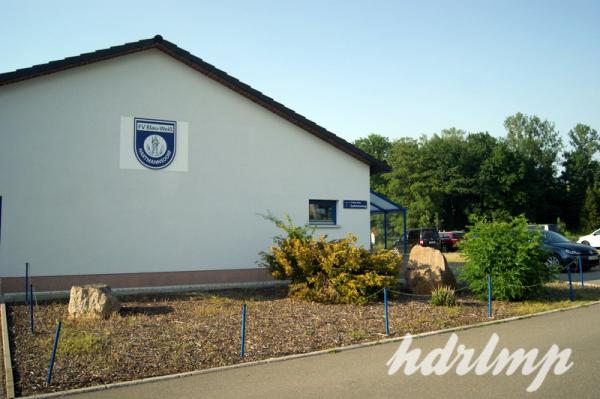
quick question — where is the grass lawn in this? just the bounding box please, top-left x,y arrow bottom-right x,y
7,282 -> 600,396
443,251 -> 466,264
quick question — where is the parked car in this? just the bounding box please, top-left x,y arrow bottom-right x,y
540,230 -> 599,272
528,224 -> 560,233
405,228 -> 441,250
577,228 -> 600,249
439,231 -> 465,252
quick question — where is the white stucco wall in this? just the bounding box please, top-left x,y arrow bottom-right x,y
0,49 -> 371,278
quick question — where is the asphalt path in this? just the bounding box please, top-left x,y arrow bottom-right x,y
69,303 -> 600,399
555,268 -> 600,286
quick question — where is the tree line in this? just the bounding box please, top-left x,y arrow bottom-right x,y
355,112 -> 600,234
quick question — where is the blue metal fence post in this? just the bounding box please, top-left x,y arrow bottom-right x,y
47,320 -> 62,385
29,284 -> 34,334
567,264 -> 574,301
384,288 -> 389,336
487,275 -> 493,318
578,256 -> 584,288
240,304 -> 246,358
25,262 -> 29,305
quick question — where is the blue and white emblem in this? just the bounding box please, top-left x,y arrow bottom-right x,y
134,117 -> 176,169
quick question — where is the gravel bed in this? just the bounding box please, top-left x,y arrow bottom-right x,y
7,285 -> 592,396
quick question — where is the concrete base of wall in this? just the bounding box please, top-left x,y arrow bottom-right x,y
0,268 -> 279,302
1,279 -> 289,303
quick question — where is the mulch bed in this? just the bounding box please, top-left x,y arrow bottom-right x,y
5,286 -> 589,396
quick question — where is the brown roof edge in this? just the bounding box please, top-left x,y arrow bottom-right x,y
0,35 -> 391,174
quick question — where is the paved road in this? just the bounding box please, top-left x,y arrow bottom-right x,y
555,267 -> 600,286
449,264 -> 600,286
71,304 -> 600,399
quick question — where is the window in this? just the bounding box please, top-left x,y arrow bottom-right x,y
309,200 -> 337,225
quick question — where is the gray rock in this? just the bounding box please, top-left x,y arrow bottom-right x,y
68,284 -> 121,319
404,246 -> 456,295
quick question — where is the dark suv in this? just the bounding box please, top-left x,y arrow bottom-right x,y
406,228 -> 441,250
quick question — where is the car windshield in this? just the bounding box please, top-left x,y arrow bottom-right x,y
541,231 -> 571,244
422,230 -> 438,240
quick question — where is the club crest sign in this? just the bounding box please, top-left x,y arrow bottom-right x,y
134,117 -> 176,169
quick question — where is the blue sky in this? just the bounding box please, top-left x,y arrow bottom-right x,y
2,0 -> 600,145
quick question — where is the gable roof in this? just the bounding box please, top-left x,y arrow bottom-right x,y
0,35 -> 390,174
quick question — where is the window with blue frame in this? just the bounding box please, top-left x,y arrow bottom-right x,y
309,199 -> 337,225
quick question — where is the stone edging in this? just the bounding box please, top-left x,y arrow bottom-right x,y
18,299 -> 600,399
1,303 -> 15,399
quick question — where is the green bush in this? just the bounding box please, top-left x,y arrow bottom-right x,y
430,286 -> 456,306
459,215 -> 552,301
259,214 -> 400,304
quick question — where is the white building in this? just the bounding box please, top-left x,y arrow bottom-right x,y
0,35 -> 388,296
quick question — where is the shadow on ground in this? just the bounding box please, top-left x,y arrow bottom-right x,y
120,305 -> 175,316
118,286 -> 290,304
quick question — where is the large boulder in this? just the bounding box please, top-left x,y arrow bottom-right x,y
68,284 -> 121,319
404,246 -> 456,295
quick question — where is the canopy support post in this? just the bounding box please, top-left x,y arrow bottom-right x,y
384,211 -> 388,250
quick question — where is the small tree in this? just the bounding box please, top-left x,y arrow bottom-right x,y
459,215 -> 552,301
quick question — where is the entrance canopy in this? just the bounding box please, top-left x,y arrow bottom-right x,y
370,191 -> 408,253
370,191 -> 405,214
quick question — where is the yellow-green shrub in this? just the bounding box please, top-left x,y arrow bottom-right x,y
259,214 -> 400,304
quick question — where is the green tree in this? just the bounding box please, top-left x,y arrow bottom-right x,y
356,113 -> 571,234
377,130 -> 507,230
503,113 -> 563,223
354,133 -> 392,161
380,130 -> 496,231
561,124 -> 600,229
384,137 -> 424,227
354,133 -> 392,192
477,140 -> 528,217
504,113 -> 562,171
421,129 -> 471,228
429,130 -> 498,228
581,169 -> 600,232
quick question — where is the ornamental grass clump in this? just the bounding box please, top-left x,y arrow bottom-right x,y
259,213 -> 400,304
430,286 -> 456,307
